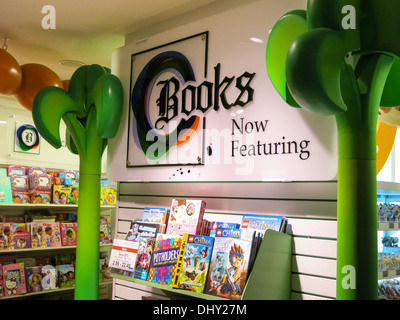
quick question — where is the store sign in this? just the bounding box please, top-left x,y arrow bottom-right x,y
128,32 -> 257,167
116,1 -> 337,181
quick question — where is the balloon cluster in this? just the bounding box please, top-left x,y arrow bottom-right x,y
0,49 -> 69,111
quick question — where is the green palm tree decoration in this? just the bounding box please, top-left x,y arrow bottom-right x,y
266,0 -> 400,299
32,64 -> 123,300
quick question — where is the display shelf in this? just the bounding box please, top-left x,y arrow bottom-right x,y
0,243 -> 112,254
0,281 -> 112,300
111,229 -> 292,300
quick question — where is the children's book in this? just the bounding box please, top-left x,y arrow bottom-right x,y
99,251 -> 112,283
214,228 -> 242,239
205,237 -> 252,300
166,199 -> 206,236
173,234 -> 214,293
3,262 -> 27,296
147,233 -> 182,287
142,207 -> 170,224
32,222 -> 62,248
61,222 -> 78,246
41,265 -> 57,290
25,266 -> 43,292
134,236 -> 156,281
100,217 -> 112,244
57,264 -> 75,288
0,175 -> 13,204
240,214 -> 286,241
210,221 -> 240,237
125,221 -> 163,242
0,223 -> 13,250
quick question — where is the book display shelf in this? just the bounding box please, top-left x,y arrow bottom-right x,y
0,203 -> 115,300
111,229 -> 292,300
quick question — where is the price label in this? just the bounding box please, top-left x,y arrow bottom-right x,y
109,239 -> 139,272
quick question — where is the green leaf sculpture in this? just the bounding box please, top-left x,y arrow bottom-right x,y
32,64 -> 123,300
266,0 -> 400,299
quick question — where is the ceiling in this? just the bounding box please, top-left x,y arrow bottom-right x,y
0,0 -> 215,109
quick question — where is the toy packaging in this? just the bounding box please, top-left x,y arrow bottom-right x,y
3,262 -> 27,296
61,222 -> 78,246
25,266 -> 43,292
57,264 -> 75,288
30,174 -> 52,204
41,265 -> 57,290
166,199 -> 206,236
148,233 -> 182,287
69,182 -> 79,204
142,207 -> 170,224
12,224 -> 31,250
100,217 -> 112,244
173,234 -> 214,293
30,222 -> 61,248
10,175 -> 29,204
7,165 -> 26,177
205,237 -> 252,300
0,223 -> 14,250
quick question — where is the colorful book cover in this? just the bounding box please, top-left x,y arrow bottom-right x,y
173,234 -> 214,293
210,221 -> 240,237
240,214 -> 285,241
3,262 -> 27,296
205,237 -> 252,300
61,222 -> 78,246
142,207 -> 170,224
57,264 -> 75,288
100,217 -> 112,244
42,222 -> 62,247
166,199 -> 206,236
214,228 -> 242,239
99,251 -> 112,283
25,266 -> 43,292
125,221 -> 162,242
0,176 -> 13,204
148,233 -> 182,286
41,265 -> 57,290
0,223 -> 14,250
134,236 -> 156,280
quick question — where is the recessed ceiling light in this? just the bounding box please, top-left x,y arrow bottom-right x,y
58,60 -> 85,68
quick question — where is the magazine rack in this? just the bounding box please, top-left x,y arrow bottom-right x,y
111,229 -> 292,300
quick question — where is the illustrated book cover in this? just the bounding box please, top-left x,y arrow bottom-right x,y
166,199 -> 206,236
3,262 -> 27,296
147,233 -> 182,286
142,207 -> 170,224
173,234 -> 214,293
205,237 -> 252,300
240,214 -> 286,241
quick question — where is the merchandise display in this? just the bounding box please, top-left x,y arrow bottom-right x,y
110,198 -> 288,300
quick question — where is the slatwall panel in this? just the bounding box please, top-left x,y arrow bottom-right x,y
112,181 -> 337,300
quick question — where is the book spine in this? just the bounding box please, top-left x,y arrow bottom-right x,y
172,233 -> 189,288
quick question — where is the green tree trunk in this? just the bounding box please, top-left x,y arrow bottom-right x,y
336,130 -> 378,300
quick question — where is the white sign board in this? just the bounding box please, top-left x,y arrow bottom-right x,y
108,0 -> 337,182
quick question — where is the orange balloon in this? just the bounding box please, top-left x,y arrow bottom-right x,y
0,49 -> 22,95
15,63 -> 63,111
62,79 -> 70,91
